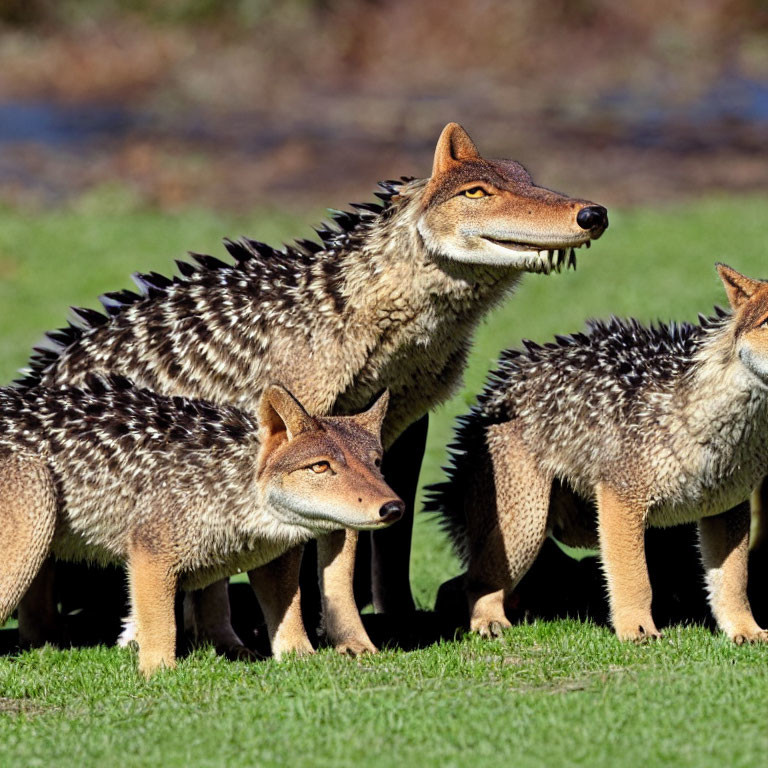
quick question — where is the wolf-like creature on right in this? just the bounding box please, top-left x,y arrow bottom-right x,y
429,264 -> 768,643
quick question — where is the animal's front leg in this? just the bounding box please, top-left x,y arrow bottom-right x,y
318,529 -> 377,655
371,413 -> 429,614
596,483 -> 660,641
699,501 -> 767,644
128,542 -> 178,677
184,579 -> 251,660
248,545 -> 314,659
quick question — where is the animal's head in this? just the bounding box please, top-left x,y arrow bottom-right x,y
717,263 -> 768,386
416,123 -> 608,273
257,385 -> 404,531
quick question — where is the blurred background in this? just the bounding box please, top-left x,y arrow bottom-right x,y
0,0 -> 766,211
0,0 -> 768,603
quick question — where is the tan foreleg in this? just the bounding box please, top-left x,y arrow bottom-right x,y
248,545 -> 314,659
699,502 -> 767,644
465,425 -> 551,637
596,483 -> 659,641
318,530 -> 377,655
0,454 -> 57,628
127,540 -> 178,677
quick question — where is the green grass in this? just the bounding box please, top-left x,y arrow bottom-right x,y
0,195 -> 767,766
1,626 -> 767,767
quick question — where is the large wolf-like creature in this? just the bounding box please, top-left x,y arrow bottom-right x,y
18,122 -> 608,656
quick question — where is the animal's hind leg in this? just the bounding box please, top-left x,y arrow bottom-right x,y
699,501 -> 767,644
17,560 -> 59,647
0,453 -> 57,629
464,425 -> 551,637
747,477 -> 768,626
371,413 -> 428,614
183,579 -> 249,660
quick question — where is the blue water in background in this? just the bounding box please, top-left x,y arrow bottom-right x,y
0,75 -> 766,150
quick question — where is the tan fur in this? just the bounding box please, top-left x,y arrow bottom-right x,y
699,503 -> 767,643
317,530 -> 377,655
438,264 -> 768,643
128,539 -> 178,676
0,454 -> 57,626
0,381 -> 402,675
248,546 -> 314,659
596,483 -> 660,640
24,122 -> 607,657
465,425 -> 550,634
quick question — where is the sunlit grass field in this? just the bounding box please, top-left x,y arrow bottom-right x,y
0,195 -> 767,766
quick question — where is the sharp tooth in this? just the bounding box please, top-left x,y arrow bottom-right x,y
568,249 -> 577,270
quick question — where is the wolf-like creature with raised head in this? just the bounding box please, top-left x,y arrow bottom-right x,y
18,123 -> 608,657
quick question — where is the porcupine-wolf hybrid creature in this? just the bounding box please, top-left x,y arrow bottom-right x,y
0,375 -> 402,675
17,122 -> 608,658
428,264 -> 768,644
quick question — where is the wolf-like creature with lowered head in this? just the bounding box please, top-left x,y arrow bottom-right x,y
0,376 -> 401,675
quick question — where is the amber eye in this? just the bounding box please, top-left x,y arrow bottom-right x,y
463,187 -> 488,198
310,461 -> 330,474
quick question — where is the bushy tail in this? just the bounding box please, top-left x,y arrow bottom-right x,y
423,407 -> 497,566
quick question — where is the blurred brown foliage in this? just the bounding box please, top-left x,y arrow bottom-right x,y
1,0 -> 766,106
0,0 -> 766,210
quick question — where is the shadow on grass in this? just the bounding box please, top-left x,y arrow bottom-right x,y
5,524 -> 767,661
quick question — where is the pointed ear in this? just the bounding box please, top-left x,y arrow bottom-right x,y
716,263 -> 763,310
350,390 -> 389,437
432,123 -> 480,177
259,385 -> 316,442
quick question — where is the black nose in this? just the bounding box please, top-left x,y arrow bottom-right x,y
379,500 -> 405,522
576,205 -> 608,232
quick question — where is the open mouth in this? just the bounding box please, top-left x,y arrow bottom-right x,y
482,237 -> 592,273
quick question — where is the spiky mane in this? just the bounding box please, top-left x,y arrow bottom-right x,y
482,310 -> 731,413
424,309 -> 732,564
16,180 -> 408,391
9,371 -> 258,451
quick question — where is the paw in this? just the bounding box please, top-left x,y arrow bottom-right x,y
467,586 -> 509,638
729,627 -> 768,645
614,621 -> 662,643
271,634 -> 316,661
138,654 -> 177,678
334,636 -> 378,657
470,616 -> 512,638
273,644 -> 315,661
190,625 -> 250,659
216,643 -> 260,662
